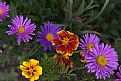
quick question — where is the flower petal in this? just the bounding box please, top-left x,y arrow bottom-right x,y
29,59 -> 39,67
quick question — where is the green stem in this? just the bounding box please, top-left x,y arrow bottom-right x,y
69,0 -> 73,20
73,50 -> 82,54
23,44 -> 42,59
74,67 -> 86,70
81,0 -> 109,27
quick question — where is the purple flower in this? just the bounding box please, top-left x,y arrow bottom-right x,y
0,50 -> 2,53
115,66 -> 121,81
6,16 -> 36,45
79,34 -> 100,57
85,43 -> 119,79
0,2 -> 9,21
36,21 -> 61,51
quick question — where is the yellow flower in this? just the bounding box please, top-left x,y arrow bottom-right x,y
20,59 -> 42,81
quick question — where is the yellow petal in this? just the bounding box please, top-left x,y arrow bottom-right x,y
22,71 -> 31,78
29,59 -> 39,67
23,61 -> 29,67
33,72 -> 40,80
53,55 -> 57,59
30,76 -> 34,81
33,66 -> 42,75
20,65 -> 25,71
30,75 -> 39,81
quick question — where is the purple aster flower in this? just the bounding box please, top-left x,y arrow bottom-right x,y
85,43 -> 119,80
115,66 -> 121,81
0,2 -> 9,21
79,34 -> 100,57
36,21 -> 62,51
6,15 -> 36,45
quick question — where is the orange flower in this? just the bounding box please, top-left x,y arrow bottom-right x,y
53,55 -> 73,68
52,30 -> 79,56
20,59 -> 42,81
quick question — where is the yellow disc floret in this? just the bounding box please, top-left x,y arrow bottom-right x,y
0,10 -> 3,15
46,33 -> 54,41
62,38 -> 69,45
18,26 -> 25,34
97,55 -> 107,67
86,43 -> 94,51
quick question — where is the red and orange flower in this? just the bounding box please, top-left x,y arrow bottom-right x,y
53,55 -> 73,68
52,30 -> 79,56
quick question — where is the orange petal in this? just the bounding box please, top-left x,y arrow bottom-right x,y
56,45 -> 66,54
68,61 -> 73,68
69,35 -> 78,42
65,46 -> 73,56
52,39 -> 62,46
57,30 -> 67,40
67,31 -> 74,39
68,41 -> 79,50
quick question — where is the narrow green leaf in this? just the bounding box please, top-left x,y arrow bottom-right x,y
77,0 -> 85,15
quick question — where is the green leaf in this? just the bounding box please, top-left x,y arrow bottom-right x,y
9,1 -> 17,18
77,0 -> 85,15
68,69 -> 74,74
68,73 -> 76,77
114,38 -> 121,62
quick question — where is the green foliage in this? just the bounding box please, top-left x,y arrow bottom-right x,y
0,68 -> 17,81
114,38 -> 121,62
40,54 -> 76,81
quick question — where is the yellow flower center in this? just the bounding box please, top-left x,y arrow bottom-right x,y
18,26 -> 25,34
86,43 -> 94,51
0,10 -> 3,15
29,68 -> 33,74
46,33 -> 54,41
62,38 -> 69,45
97,55 -> 107,67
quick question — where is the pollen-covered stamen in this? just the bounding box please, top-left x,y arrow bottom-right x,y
18,26 -> 25,34
46,33 -> 54,41
62,38 -> 69,45
86,43 -> 94,51
97,55 -> 107,67
0,9 -> 3,15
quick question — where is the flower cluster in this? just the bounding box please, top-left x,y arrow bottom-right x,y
79,34 -> 100,58
36,21 -> 61,51
0,1 -> 120,81
79,34 -> 119,79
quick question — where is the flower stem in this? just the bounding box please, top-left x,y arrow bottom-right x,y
81,0 -> 109,27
